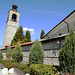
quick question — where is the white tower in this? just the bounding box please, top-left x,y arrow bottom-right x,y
3,5 -> 20,48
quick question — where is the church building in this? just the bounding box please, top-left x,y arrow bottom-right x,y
1,5 -> 75,65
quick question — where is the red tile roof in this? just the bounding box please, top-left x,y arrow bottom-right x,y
5,45 -> 10,47
20,41 -> 34,46
1,41 -> 34,50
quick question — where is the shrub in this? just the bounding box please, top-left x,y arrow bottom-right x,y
18,63 -> 30,74
12,43 -> 23,63
59,29 -> 75,74
0,59 -> 1,63
1,60 -> 18,69
1,59 -> 14,69
30,64 -> 58,75
53,65 -> 61,72
0,50 -> 3,59
29,40 -> 44,64
1,59 -> 14,63
6,46 -> 12,59
0,59 -> 30,74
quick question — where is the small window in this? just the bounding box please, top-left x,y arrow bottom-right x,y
59,33 -> 62,36
11,14 -> 17,22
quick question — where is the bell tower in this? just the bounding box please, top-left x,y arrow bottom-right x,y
3,5 -> 20,48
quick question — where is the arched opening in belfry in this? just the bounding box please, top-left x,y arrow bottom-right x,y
11,14 -> 17,22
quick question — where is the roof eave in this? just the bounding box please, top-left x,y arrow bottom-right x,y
43,10 -> 75,38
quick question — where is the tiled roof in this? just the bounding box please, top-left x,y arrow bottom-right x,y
5,45 -> 10,47
1,41 -> 34,50
1,48 -> 6,50
20,41 -> 34,46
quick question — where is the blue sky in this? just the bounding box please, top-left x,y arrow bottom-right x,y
0,0 -> 75,49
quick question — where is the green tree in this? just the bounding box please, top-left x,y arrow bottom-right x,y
40,29 -> 45,39
26,30 -> 31,42
0,50 -> 3,59
12,43 -> 23,63
11,26 -> 26,46
29,40 -> 44,64
20,36 -> 27,44
6,46 -> 12,59
59,28 -> 75,74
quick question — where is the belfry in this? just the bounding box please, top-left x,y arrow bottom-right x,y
2,5 -> 20,48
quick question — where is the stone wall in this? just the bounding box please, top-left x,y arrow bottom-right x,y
1,37 -> 65,65
22,51 -> 59,65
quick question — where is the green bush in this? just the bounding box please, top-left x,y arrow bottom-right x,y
12,43 -> 23,63
0,59 -> 1,63
29,40 -> 44,64
1,59 -> 14,69
0,59 -> 30,74
59,29 -> 75,74
18,63 -> 30,74
30,64 -> 58,75
6,46 -> 12,59
53,65 -> 61,72
0,50 -> 3,59
1,59 -> 14,63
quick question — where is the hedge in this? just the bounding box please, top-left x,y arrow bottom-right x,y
0,59 -> 30,74
0,59 -> 59,75
29,64 -> 59,75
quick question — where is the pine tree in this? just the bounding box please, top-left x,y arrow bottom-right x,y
59,28 -> 75,74
29,40 -> 44,64
40,29 -> 45,39
20,36 -> 27,44
0,50 -> 3,59
6,46 -> 12,59
12,42 -> 23,63
26,30 -> 31,42
11,26 -> 25,46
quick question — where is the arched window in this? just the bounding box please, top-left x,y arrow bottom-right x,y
59,33 -> 62,36
11,14 -> 17,22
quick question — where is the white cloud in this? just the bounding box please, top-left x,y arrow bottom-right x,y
25,8 -> 64,15
23,27 -> 34,35
31,32 -> 34,34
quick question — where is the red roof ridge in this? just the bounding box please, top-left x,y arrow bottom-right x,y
1,41 -> 34,50
20,41 -> 34,46
5,45 -> 10,46
10,41 -> 34,48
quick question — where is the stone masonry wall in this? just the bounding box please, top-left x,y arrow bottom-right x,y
1,37 -> 65,65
